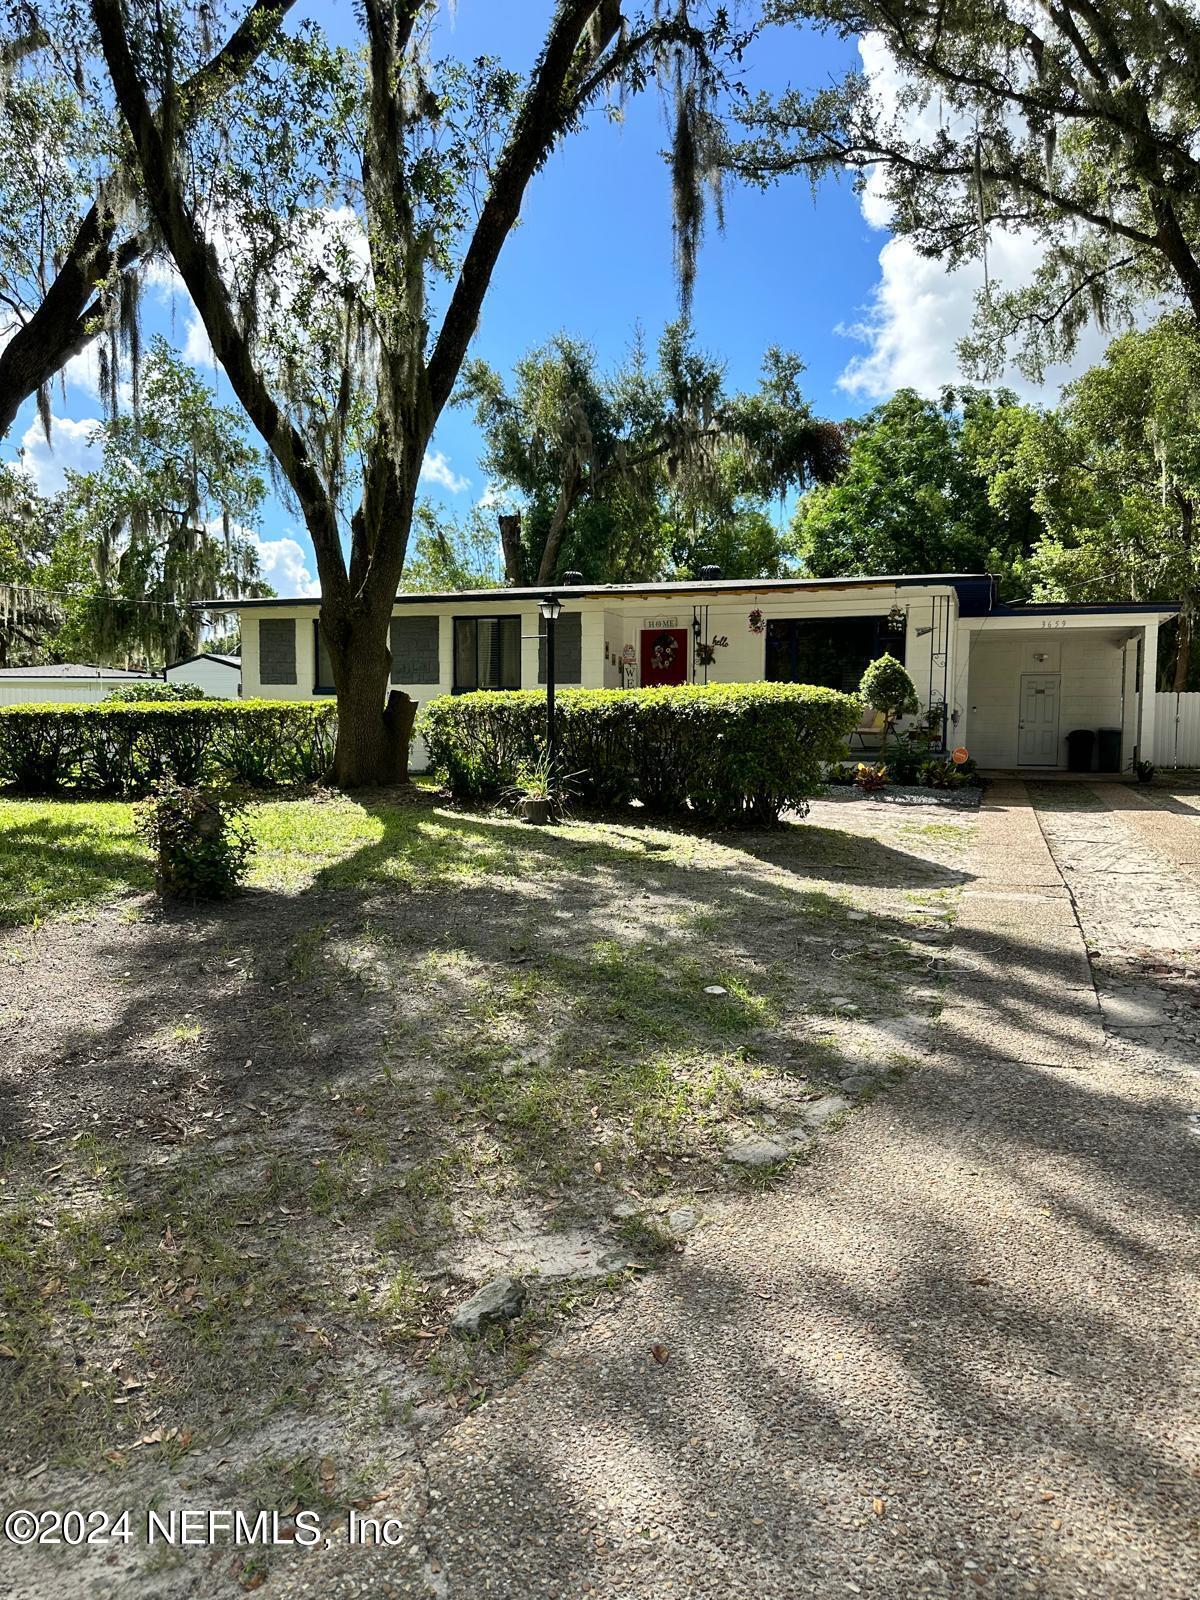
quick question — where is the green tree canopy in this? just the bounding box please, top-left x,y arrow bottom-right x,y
1012,312 -> 1200,689
401,502 -> 501,593
793,387 -> 1040,592
1,340 -> 271,668
56,340 -> 271,664
0,0 -> 299,440
0,460 -> 64,663
459,323 -> 843,584
731,1 -> 1200,379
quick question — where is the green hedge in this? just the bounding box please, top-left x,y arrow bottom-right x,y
0,700 -> 337,795
420,682 -> 861,825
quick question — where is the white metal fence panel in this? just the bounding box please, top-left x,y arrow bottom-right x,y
1156,692 -> 1200,767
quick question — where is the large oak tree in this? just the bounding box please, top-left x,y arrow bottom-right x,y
88,0 -> 745,785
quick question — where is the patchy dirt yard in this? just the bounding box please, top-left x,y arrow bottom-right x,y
0,787 -> 975,1597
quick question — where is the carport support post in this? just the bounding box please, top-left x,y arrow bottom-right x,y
1139,621 -> 1159,765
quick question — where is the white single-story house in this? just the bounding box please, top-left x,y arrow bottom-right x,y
211,573 -> 1179,773
165,651 -> 241,697
0,663 -> 157,705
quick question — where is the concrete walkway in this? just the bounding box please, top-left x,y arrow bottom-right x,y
278,782 -> 1200,1600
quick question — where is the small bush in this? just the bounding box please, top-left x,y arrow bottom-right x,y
0,700 -> 336,795
885,740 -> 923,783
104,681 -> 208,703
920,755 -> 980,789
421,682 -> 861,826
136,782 -> 253,900
854,761 -> 889,793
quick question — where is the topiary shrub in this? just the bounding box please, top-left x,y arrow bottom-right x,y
858,655 -> 918,748
421,682 -> 861,825
0,701 -> 336,795
136,782 -> 254,900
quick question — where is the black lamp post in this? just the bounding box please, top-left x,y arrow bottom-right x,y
539,593 -> 562,781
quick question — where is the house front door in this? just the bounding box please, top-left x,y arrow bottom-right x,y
1017,673 -> 1060,766
641,627 -> 688,687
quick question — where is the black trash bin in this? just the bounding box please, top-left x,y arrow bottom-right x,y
1066,728 -> 1095,772
1097,727 -> 1122,773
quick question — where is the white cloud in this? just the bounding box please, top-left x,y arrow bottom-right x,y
476,479 -> 519,513
249,533 -> 320,597
839,34 -> 1111,403
420,448 -> 469,494
184,311 -> 217,372
15,414 -> 103,493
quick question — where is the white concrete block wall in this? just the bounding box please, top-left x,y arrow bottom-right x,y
964,630 -> 1130,768
0,675 -> 156,705
237,586 -> 967,769
164,657 -> 240,697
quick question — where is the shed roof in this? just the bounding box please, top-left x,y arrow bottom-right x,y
0,663 -> 154,679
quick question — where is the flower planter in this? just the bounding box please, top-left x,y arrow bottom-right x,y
522,796 -> 550,825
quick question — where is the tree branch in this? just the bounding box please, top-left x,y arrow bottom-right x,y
90,0 -> 346,598
425,1 -> 608,417
0,0 -> 298,441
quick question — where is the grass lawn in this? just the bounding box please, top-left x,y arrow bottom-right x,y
0,786 -> 974,1595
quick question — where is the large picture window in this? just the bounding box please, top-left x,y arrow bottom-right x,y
765,616 -> 905,693
453,615 -> 521,691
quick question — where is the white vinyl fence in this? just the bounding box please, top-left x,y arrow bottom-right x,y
1155,692 -> 1200,767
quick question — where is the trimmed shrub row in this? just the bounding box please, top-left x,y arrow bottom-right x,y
0,700 -> 337,795
420,682 -> 862,825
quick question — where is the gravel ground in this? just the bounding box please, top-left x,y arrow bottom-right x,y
261,780 -> 1200,1600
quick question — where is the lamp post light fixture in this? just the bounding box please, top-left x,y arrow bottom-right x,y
539,593 -> 562,785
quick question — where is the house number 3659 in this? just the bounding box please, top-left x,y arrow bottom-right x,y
1040,619 -> 1067,629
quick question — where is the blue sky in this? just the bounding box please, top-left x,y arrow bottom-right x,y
4,3 -> 1103,596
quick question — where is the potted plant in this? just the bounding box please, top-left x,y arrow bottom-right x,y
512,754 -> 555,824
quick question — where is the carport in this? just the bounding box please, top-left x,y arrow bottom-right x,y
955,602 -> 1179,771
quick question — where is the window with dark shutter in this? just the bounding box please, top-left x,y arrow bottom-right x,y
389,616 -> 440,683
259,618 -> 297,685
538,611 -> 582,684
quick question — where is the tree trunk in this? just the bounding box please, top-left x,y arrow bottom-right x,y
323,602 -> 411,787
1172,597 -> 1194,693
498,512 -> 524,584
535,470 -> 580,583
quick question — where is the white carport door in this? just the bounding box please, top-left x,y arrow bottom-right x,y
1018,673 -> 1060,765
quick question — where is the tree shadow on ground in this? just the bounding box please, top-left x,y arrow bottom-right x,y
3,793 -> 1199,1598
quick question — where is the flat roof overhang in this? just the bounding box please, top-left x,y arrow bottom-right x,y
963,602 -> 1179,630
197,572 -> 998,611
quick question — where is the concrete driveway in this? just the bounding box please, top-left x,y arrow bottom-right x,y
268,779 -> 1200,1600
